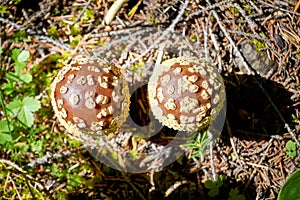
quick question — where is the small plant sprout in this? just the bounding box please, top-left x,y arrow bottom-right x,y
228,188 -> 245,200
2,48 -> 41,129
6,96 -> 41,128
204,176 -> 224,198
285,140 -> 297,157
9,48 -> 32,83
183,131 -> 211,161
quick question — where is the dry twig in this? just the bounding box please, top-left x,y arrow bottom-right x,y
104,0 -> 128,25
123,0 -> 189,68
72,0 -> 92,25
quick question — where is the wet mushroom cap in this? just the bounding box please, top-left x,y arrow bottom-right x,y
51,56 -> 130,138
148,57 -> 225,132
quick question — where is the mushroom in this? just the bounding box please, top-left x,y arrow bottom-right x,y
51,55 -> 130,138
148,57 -> 225,132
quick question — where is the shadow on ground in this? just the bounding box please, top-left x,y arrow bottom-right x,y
66,73 -> 294,200
224,73 -> 294,140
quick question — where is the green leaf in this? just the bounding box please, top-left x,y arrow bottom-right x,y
23,96 -> 41,112
5,72 -> 20,82
0,120 -> 14,133
11,49 -> 30,77
205,177 -> 224,197
7,97 -> 41,127
285,140 -> 297,157
286,140 -> 296,151
292,114 -> 300,123
2,82 -> 15,95
6,98 -> 23,115
286,151 -> 297,157
11,48 -> 20,61
204,179 -> 214,189
0,47 -> 2,55
216,178 -> 223,187
31,140 -> 43,152
229,188 -> 239,196
228,188 -> 245,200
0,133 -> 13,144
278,170 -> 300,200
20,73 -> 32,83
17,50 -> 30,63
208,187 -> 219,197
14,61 -> 25,76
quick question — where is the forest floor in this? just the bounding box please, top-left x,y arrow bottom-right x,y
0,0 -> 300,199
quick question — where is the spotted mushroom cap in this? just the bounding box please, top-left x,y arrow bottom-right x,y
148,57 -> 225,132
51,55 -> 130,139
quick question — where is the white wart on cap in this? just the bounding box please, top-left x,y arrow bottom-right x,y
51,55 -> 130,138
148,57 -> 225,132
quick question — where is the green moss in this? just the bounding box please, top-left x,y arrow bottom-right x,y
229,7 -> 239,15
70,36 -> 80,46
71,24 -> 81,36
48,26 -> 58,38
251,39 -> 265,51
189,34 -> 197,43
0,5 -> 8,14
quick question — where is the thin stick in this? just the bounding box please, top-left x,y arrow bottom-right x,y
241,138 -> 274,156
9,175 -> 22,200
35,35 -> 73,52
228,30 -> 270,44
257,0 -> 300,16
209,26 -> 222,72
72,0 -> 92,25
0,17 -> 36,34
234,2 -> 258,32
226,119 -> 242,166
27,150 -> 72,167
246,162 -> 269,170
88,27 -> 149,38
124,0 -> 189,68
104,0 -> 128,25
165,180 -> 188,197
92,27 -> 156,58
211,11 -> 253,74
249,0 -> 263,14
209,139 -> 216,181
187,0 -> 232,20
0,159 -> 25,173
202,20 -> 209,62
245,139 -> 273,189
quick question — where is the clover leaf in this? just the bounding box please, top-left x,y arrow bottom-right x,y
7,96 -> 41,127
10,49 -> 32,83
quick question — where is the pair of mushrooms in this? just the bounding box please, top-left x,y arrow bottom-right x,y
51,56 -> 224,139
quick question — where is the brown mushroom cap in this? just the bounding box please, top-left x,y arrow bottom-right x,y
51,55 -> 130,138
148,57 -> 224,132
